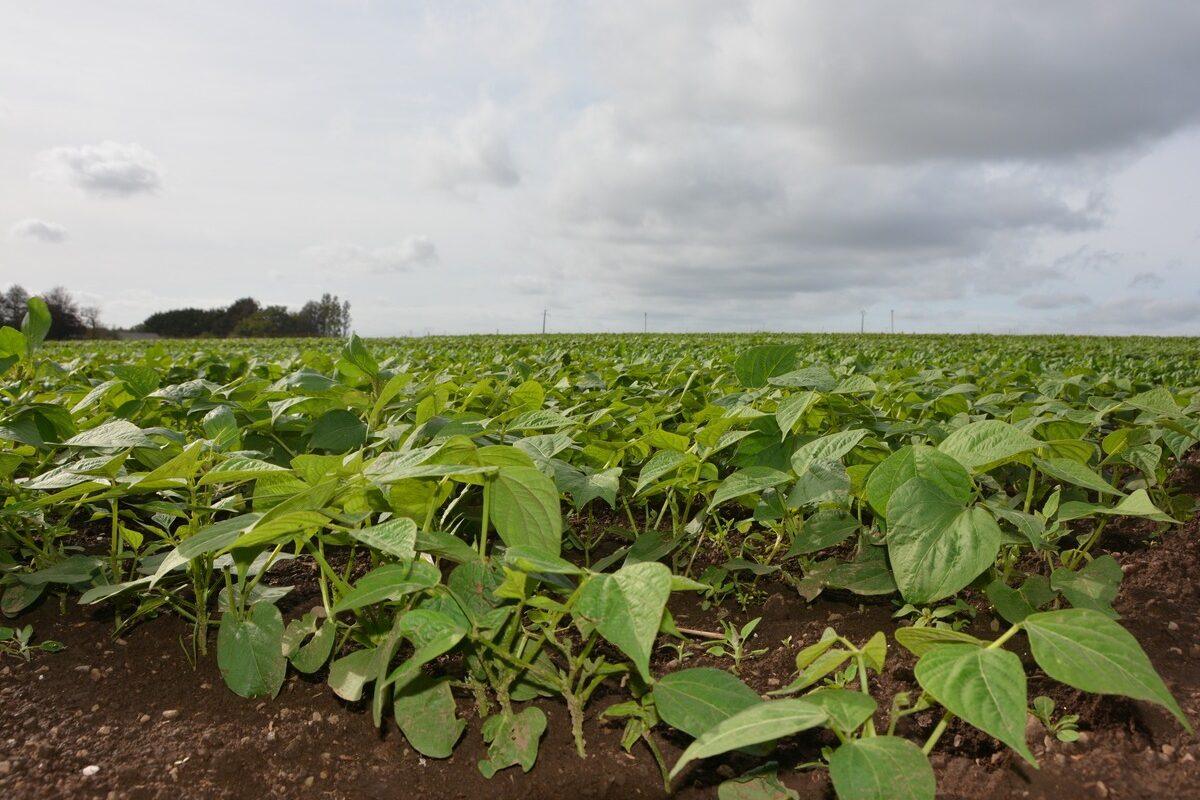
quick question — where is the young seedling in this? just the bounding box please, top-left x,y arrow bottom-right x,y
705,616 -> 768,674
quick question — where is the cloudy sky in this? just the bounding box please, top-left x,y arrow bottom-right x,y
3,2 -> 1200,335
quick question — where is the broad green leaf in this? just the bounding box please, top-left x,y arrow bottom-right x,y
828,737 -> 935,800
21,296 -> 51,352
866,445 -> 973,517
653,668 -> 762,738
734,345 -> 800,388
775,391 -> 819,438
478,707 -> 547,778
790,429 -> 867,476
1033,457 -> 1121,496
939,420 -> 1040,471
309,409 -> 366,452
216,603 -> 286,699
915,644 -> 1035,765
393,675 -> 466,758
63,420 -> 156,449
1056,488 -> 1176,523
328,647 -> 377,701
886,478 -> 1001,604
786,508 -> 858,557
1050,555 -> 1122,617
669,699 -> 827,781
199,456 -> 288,486
331,561 -> 441,614
718,768 -> 798,800
636,450 -> 693,494
282,614 -> 337,673
709,467 -> 791,510
1024,609 -> 1190,730
804,687 -> 877,733
894,626 -> 985,657
502,545 -> 583,575
347,517 -> 418,560
490,466 -> 563,556
576,562 -> 671,681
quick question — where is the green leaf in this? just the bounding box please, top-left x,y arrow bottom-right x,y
1024,609 -> 1191,731
1056,488 -> 1177,523
309,409 -> 366,452
347,517 -> 417,561
669,699 -> 827,781
775,391 -> 819,438
282,614 -> 337,674
490,466 -> 563,556
576,562 -> 671,682
393,675 -> 466,758
1050,555 -> 1122,617
786,509 -> 859,557
914,644 -> 1036,765
866,445 -> 973,517
328,647 -> 377,701
199,456 -> 288,486
734,345 -> 800,388
653,667 -> 762,738
216,603 -> 286,699
478,707 -> 547,777
886,478 -> 1001,604
502,545 -> 583,575
21,297 -> 51,352
1033,457 -> 1121,496
894,626 -> 985,658
939,420 -> 1041,471
636,450 -> 693,494
828,737 -> 935,800
718,768 -> 799,800
63,420 -> 156,449
790,429 -> 867,477
331,561 -> 441,614
709,467 -> 791,510
804,688 -> 877,734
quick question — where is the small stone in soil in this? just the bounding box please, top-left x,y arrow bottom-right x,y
162,709 -> 179,720
82,765 -> 100,776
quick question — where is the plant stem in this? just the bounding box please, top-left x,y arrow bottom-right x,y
923,711 -> 953,754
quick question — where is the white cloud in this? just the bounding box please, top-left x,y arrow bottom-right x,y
419,104 -> 520,192
1018,292 -> 1092,310
9,218 -> 68,243
304,237 -> 438,273
33,141 -> 163,196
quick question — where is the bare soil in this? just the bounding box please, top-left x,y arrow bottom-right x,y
3,495 -> 1199,799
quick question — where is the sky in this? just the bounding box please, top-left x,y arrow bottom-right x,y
3,1 -> 1200,336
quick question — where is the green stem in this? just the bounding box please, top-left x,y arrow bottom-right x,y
922,711 -> 953,755
987,623 -> 1022,650
1023,465 -> 1038,514
479,481 -> 491,558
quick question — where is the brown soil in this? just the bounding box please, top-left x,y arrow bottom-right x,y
3,508 -> 1200,799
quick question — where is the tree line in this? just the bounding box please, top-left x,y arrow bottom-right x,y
136,294 -> 351,338
0,285 -> 351,340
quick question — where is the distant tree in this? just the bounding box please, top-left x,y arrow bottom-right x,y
42,287 -> 87,340
298,293 -> 352,337
136,294 -> 351,338
0,285 -> 30,329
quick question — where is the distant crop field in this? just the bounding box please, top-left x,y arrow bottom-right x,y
3,309 -> 1199,799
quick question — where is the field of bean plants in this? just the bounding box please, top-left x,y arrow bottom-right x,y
2,297 -> 1199,799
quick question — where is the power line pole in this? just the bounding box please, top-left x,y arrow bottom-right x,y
541,309 -> 547,334
860,310 -> 866,334
643,312 -> 647,334
890,309 -> 894,334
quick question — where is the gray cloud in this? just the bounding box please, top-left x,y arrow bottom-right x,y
1018,292 -> 1092,310
1128,271 -> 1164,288
9,218 -> 68,243
304,237 -> 438,273
34,141 -> 163,196
550,106 -> 1099,307
420,105 -> 520,192
592,2 -> 1200,162
1070,295 -> 1200,333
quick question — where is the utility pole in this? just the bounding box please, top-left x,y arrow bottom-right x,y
643,312 -> 647,334
860,310 -> 866,334
541,309 -> 547,334
890,309 -> 894,334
